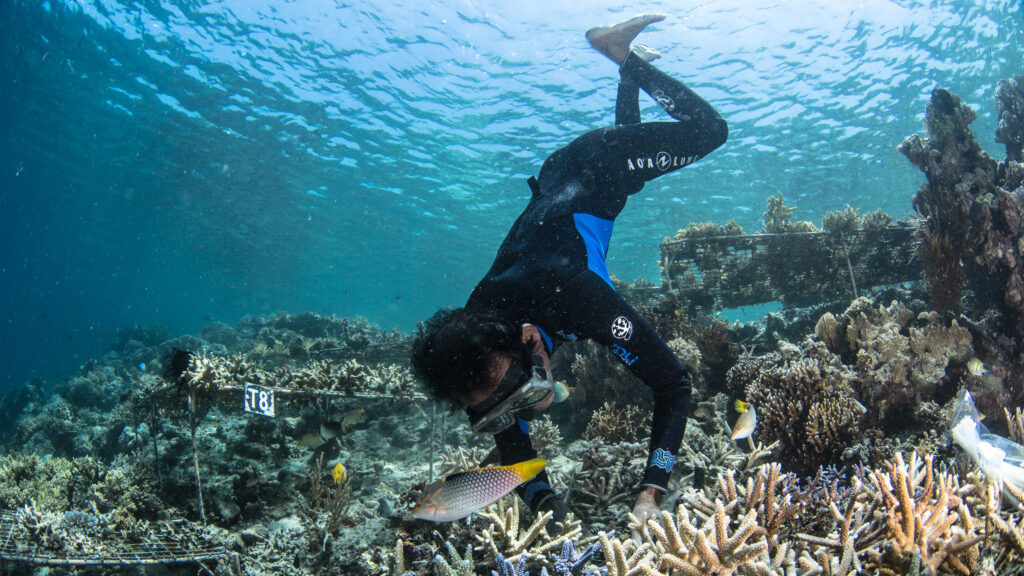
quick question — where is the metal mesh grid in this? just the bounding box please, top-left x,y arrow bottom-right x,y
0,511 -> 233,568
659,226 -> 921,309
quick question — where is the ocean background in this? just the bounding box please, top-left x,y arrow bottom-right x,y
1,0 -> 1020,390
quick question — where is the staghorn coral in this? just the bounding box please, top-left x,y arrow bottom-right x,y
861,452 -> 983,575
584,402 -> 651,444
434,539 -> 476,576
473,495 -> 583,565
984,481 -> 1024,571
640,499 -> 793,576
436,446 -> 492,477
568,441 -> 646,518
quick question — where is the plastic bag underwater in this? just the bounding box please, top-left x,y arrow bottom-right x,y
950,387 -> 1024,491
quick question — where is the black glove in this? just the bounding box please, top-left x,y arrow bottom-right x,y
536,495 -> 570,537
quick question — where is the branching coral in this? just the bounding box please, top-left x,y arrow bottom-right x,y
584,402 -> 651,444
473,496 -> 579,565
862,452 -> 982,575
436,446 -> 491,477
529,415 -> 563,457
302,453 -> 352,551
567,441 -> 646,515
737,337 -> 865,475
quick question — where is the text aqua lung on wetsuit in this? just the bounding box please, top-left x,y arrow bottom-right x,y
610,344 -> 638,365
626,151 -> 699,172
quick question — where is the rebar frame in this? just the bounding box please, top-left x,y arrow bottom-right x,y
659,226 -> 921,310
0,512 -> 238,572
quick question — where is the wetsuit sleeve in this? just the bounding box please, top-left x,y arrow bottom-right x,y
493,416 -> 556,512
541,272 -> 692,492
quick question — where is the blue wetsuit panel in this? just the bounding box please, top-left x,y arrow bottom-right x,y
573,213 -> 615,289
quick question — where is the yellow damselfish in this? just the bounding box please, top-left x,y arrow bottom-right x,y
412,458 -> 545,522
332,462 -> 346,484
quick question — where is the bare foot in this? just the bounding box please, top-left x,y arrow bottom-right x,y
586,14 -> 667,64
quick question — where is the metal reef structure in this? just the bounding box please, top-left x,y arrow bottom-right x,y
0,512 -> 239,575
659,224 -> 921,311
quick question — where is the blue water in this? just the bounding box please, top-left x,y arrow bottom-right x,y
1,0 -> 1020,389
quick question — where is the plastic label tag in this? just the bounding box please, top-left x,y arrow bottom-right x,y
243,382 -> 275,417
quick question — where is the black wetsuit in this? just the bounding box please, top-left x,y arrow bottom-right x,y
464,52 -> 728,512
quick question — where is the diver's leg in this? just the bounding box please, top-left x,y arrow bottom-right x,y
620,50 -> 722,126
616,69 -> 641,126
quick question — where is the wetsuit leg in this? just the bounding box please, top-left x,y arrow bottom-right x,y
541,272 -> 692,491
615,68 -> 641,126
536,57 -> 727,216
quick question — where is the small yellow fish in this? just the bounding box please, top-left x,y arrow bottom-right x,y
552,381 -> 570,403
331,462 -> 346,484
342,407 -> 365,433
735,399 -> 751,413
966,358 -> 987,377
731,405 -> 757,440
412,458 -> 545,522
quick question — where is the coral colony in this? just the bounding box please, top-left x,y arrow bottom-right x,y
3,80 -> 1024,576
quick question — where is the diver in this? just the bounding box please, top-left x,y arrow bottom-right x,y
411,14 -> 728,526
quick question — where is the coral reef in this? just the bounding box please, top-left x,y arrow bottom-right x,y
900,84 -> 1024,358
762,193 -> 819,234
996,75 -> 1024,162
593,451 -> 1021,576
729,337 -> 866,475
815,297 -> 974,417
583,402 -> 651,444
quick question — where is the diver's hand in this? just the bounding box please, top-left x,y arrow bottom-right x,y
632,487 -> 662,523
537,495 -> 570,537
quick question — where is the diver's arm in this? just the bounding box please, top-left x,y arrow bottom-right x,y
493,417 -> 556,512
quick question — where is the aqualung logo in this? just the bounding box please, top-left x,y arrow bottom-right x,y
611,316 -> 633,340
626,152 -> 698,172
652,89 -> 676,112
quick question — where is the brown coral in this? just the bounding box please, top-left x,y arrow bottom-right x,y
738,338 -> 864,475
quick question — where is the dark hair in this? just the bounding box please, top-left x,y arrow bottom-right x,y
410,307 -> 524,410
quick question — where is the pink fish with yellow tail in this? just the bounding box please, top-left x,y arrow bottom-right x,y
411,458 -> 546,522
731,403 -> 757,440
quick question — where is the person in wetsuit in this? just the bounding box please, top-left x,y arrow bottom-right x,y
411,14 -> 728,524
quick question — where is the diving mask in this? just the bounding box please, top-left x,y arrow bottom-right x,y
468,353 -> 553,436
